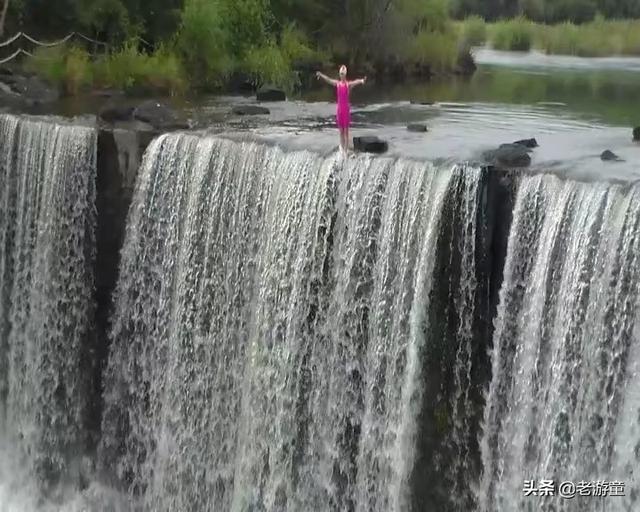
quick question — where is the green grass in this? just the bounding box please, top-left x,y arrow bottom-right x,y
28,43 -> 186,97
94,44 -> 187,96
489,17 -> 534,52
456,16 -> 488,47
466,17 -> 640,57
26,45 -> 93,95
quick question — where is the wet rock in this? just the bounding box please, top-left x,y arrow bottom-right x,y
512,138 -> 539,149
410,100 -> 435,106
633,127 -> 640,142
455,48 -> 477,76
232,105 -> 270,116
483,144 -> 531,168
0,73 -> 59,104
99,103 -> 135,123
133,100 -> 189,130
228,72 -> 255,93
600,150 -> 622,162
407,123 -> 428,133
257,85 -> 286,102
353,136 -> 389,154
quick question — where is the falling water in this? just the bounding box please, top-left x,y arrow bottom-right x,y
0,115 -> 97,508
478,174 -> 640,512
99,133 -> 484,511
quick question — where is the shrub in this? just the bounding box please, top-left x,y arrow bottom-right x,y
490,17 -> 534,51
93,43 -> 186,96
458,15 -> 487,47
241,44 -> 297,91
408,29 -> 459,72
27,45 -> 92,95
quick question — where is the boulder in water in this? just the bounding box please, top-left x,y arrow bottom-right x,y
633,127 -> 640,142
99,103 -> 136,123
353,136 -> 389,154
232,105 -> 270,116
483,144 -> 531,168
407,123 -> 428,133
257,85 -> 286,102
0,72 -> 59,105
512,138 -> 539,149
600,150 -> 622,162
133,100 -> 189,130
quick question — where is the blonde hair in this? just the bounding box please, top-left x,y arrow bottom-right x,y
339,65 -> 347,76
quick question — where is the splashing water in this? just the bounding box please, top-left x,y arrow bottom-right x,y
0,115 -> 97,508
478,174 -> 640,512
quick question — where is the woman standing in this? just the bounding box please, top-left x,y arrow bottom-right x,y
316,65 -> 367,153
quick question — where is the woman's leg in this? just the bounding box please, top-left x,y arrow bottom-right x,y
345,126 -> 350,151
339,128 -> 346,152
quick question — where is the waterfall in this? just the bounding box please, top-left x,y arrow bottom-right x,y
478,174 -> 640,512
0,115 -> 97,507
99,133 -> 485,512
4,113 -> 637,512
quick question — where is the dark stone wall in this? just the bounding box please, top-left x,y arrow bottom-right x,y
88,127 -> 153,449
410,167 -> 516,511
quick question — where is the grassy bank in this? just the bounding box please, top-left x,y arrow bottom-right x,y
22,0 -> 472,97
455,17 -> 640,56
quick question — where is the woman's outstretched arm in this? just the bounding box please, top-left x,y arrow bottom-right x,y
316,71 -> 338,86
349,77 -> 367,89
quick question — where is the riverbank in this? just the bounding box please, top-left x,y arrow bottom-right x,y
457,17 -> 640,57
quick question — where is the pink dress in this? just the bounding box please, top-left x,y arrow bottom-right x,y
336,81 -> 350,129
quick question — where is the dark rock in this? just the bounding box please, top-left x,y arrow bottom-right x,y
455,48 -> 477,76
600,150 -> 622,162
0,74 -> 59,104
512,138 -> 539,149
410,100 -> 435,106
407,123 -> 428,133
99,103 -> 135,123
353,136 -> 389,154
228,72 -> 255,93
91,89 -> 125,99
483,144 -> 531,168
633,127 -> 640,142
232,105 -> 270,116
133,100 -> 189,130
257,86 -> 286,102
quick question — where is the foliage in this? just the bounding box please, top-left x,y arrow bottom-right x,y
93,43 -> 186,95
456,15 -> 488,46
26,45 -> 92,94
490,17 -> 534,51
451,0 -> 639,22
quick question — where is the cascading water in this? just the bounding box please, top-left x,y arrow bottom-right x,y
0,114 -> 97,509
99,133 -> 485,512
478,174 -> 640,512
3,113 -> 638,512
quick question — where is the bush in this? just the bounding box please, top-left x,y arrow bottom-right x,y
27,45 -> 92,95
458,15 -> 487,47
408,29 -> 459,72
94,43 -> 186,95
490,17 -> 534,51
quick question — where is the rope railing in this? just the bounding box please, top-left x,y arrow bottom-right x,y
0,32 -> 110,64
0,48 -> 33,65
0,32 -> 157,65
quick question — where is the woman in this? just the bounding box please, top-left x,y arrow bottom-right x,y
316,65 -> 367,153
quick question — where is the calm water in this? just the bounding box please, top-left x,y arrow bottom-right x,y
52,49 -> 640,182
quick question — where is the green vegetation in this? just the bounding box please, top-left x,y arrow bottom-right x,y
461,17 -> 640,57
451,0 -> 640,22
489,17 -> 534,51
5,0 -> 640,96
5,0 -> 473,96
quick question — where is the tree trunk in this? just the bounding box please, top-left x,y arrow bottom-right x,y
0,0 -> 10,39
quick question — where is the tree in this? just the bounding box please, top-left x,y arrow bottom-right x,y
0,0 -> 10,37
